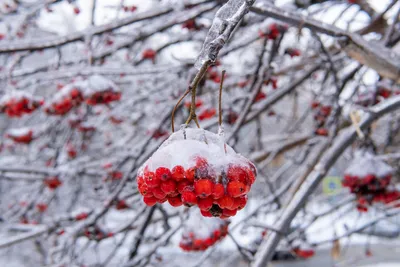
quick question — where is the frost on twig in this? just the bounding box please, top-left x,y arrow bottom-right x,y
195,0 -> 256,69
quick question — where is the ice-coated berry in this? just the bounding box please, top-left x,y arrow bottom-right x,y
156,167 -> 172,181
143,196 -> 158,206
152,187 -> 167,200
145,172 -> 160,188
227,181 -> 247,197
181,191 -> 197,205
218,196 -> 234,210
194,179 -> 213,198
161,179 -> 177,194
171,165 -> 185,181
168,196 -> 183,207
198,197 -> 213,211
212,183 -> 225,199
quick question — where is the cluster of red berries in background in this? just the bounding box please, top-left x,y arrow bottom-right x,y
86,90 -> 121,106
259,23 -> 288,40
342,153 -> 399,212
184,99 -> 203,110
138,157 -> 255,219
83,225 -> 113,240
311,101 -> 332,136
198,108 -> 216,121
292,248 -> 315,259
225,110 -> 239,125
264,77 -> 278,89
123,5 -> 137,12
182,19 -> 201,31
44,176 -> 62,190
44,88 -> 83,115
179,220 -> 229,251
6,129 -> 34,144
142,49 -> 157,62
0,94 -> 43,117
255,92 -> 267,102
284,48 -> 301,58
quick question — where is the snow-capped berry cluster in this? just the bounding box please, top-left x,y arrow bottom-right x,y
311,102 -> 332,136
137,128 -> 256,218
179,213 -> 229,251
343,151 -> 399,211
0,92 -> 43,117
259,23 -> 288,40
44,85 -> 83,115
84,75 -> 121,105
6,127 -> 34,144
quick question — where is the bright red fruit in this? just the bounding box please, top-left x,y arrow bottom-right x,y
194,179 -> 213,198
218,196 -> 234,210
161,179 -> 177,194
181,191 -> 197,205
168,196 -> 183,207
156,167 -> 172,181
143,196 -> 158,206
212,183 -> 225,199
145,172 -> 160,188
198,197 -> 213,211
152,187 -> 167,200
227,181 -> 247,197
171,165 -> 185,181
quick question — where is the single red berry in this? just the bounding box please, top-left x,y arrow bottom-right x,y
171,165 -> 185,181
177,180 -> 192,194
36,203 -> 48,213
315,128 -> 328,136
194,179 -> 213,198
227,181 -> 247,197
218,196 -> 234,210
116,200 -> 129,210
143,196 -> 158,206
222,208 -> 237,217
198,197 -> 214,211
181,191 -> 197,205
138,183 -> 152,196
168,196 -> 183,207
234,196 -> 247,210
145,172 -> 160,188
152,187 -> 167,199
185,167 -> 196,181
227,165 -> 248,183
155,167 -> 172,181
200,210 -> 212,217
293,249 -> 315,259
212,183 -> 225,199
161,179 -> 177,194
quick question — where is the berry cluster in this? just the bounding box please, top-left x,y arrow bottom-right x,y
311,102 -> 332,136
142,49 -> 157,62
182,19 -> 201,31
84,225 -> 113,240
0,93 -> 43,117
292,248 -> 315,259
6,128 -> 34,144
44,176 -> 62,190
343,152 -> 399,212
137,128 -> 257,219
284,48 -> 301,58
180,216 -> 229,251
198,108 -> 216,121
86,90 -> 121,105
44,87 -> 83,115
259,23 -> 288,40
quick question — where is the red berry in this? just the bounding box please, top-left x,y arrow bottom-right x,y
143,196 -> 158,206
171,165 -> 185,181
181,191 -> 197,205
198,197 -> 214,211
200,210 -> 212,217
168,196 -> 183,207
227,181 -> 247,197
212,183 -> 225,199
218,196 -> 234,210
145,172 -> 160,188
222,209 -> 237,217
293,249 -> 315,259
75,212 -> 88,221
227,165 -> 248,183
194,179 -> 213,198
152,187 -> 167,199
234,196 -> 247,210
161,179 -> 177,194
185,167 -> 196,181
155,167 -> 172,181
177,180 -> 192,194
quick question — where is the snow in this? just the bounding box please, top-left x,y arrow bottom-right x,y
139,128 -> 251,175
183,210 -> 228,240
84,74 -> 119,96
345,151 -> 394,178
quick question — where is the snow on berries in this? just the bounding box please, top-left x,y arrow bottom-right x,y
84,75 -> 121,105
0,92 -> 43,117
44,84 -> 84,115
6,127 -> 35,144
179,212 -> 229,251
343,151 -> 399,211
137,128 -> 256,218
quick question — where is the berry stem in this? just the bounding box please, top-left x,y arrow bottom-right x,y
218,70 -> 226,127
185,60 -> 212,127
171,89 -> 190,132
